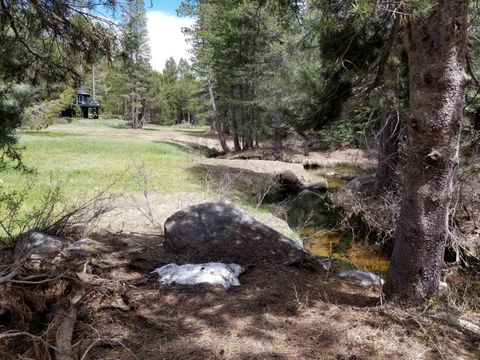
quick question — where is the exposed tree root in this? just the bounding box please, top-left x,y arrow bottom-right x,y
430,314 -> 480,338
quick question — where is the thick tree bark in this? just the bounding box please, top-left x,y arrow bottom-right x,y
384,0 -> 469,306
208,80 -> 230,154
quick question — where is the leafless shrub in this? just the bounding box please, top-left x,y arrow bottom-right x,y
129,164 -> 162,230
200,164 -> 247,199
0,179 -> 116,244
331,188 -> 400,245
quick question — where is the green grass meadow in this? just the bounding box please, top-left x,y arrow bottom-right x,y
0,119 -> 207,215
0,118 -> 298,242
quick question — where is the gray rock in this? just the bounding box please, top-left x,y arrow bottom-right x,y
287,190 -> 334,229
164,200 -> 316,266
275,170 -> 305,195
342,174 -> 376,192
61,238 -> 104,258
275,170 -> 328,194
338,270 -> 384,286
14,231 -> 65,261
304,180 -> 329,192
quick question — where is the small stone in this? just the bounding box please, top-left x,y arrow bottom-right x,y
338,270 -> 384,286
439,281 -> 448,290
342,174 -> 376,192
14,231 -> 64,261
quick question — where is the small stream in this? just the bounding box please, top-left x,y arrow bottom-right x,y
287,169 -> 390,275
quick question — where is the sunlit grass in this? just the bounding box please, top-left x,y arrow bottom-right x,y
0,119 -> 296,241
1,119 -> 206,208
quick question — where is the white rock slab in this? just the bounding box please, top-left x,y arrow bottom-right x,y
151,263 -> 245,289
338,270 -> 384,286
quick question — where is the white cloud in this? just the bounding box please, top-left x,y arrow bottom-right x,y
146,11 -> 194,71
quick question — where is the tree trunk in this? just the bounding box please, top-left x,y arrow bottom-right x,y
140,104 -> 150,128
131,82 -> 139,129
208,80 -> 230,154
384,0 -> 469,306
229,103 -> 241,151
131,95 -> 136,128
474,110 -> 480,131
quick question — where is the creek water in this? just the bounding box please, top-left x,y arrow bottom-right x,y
287,171 -> 390,275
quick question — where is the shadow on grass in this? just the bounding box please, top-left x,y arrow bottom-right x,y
107,123 -> 134,130
171,127 -> 210,134
188,163 -> 287,205
20,131 -> 87,138
155,140 -> 223,158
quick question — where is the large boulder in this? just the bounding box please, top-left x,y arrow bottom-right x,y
287,190 -> 335,230
164,200 -> 317,267
274,170 -> 305,195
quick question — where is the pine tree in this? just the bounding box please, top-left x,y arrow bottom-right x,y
0,0 -> 117,166
121,0 -> 152,129
383,0 -> 470,306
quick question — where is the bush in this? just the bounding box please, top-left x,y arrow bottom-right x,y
315,122 -> 355,149
0,178 -> 115,244
22,88 -> 74,130
0,82 -> 34,168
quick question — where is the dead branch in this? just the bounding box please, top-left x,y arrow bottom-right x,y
55,292 -> 84,360
430,314 -> 480,337
0,263 -> 21,285
8,272 -> 68,285
0,331 -> 57,360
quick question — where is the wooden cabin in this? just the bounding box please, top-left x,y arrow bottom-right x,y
62,90 -> 100,119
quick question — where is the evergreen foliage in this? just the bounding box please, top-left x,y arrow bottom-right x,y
0,0 -> 118,167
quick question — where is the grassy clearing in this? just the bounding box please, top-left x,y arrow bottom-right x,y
0,118 -> 296,238
0,119 -> 206,219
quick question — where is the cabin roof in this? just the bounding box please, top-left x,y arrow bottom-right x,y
76,89 -> 90,96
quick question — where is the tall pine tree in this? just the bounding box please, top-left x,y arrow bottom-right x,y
121,0 -> 152,129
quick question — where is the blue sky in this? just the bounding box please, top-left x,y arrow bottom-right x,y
96,1 -> 192,71
144,1 -> 194,71
146,0 -> 182,16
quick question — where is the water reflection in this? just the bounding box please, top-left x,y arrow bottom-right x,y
287,183 -> 390,275
301,228 -> 390,274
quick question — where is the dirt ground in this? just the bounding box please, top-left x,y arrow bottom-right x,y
1,232 -> 478,360
5,123 -> 476,359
